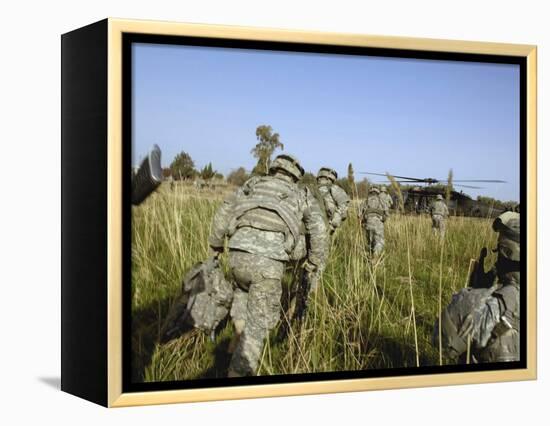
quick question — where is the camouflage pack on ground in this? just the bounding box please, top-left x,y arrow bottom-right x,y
183,257 -> 234,332
163,257 -> 233,339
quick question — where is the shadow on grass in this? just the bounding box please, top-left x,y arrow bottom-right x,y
197,334 -> 233,379
359,330 -> 435,368
131,296 -> 176,382
133,297 -> 236,381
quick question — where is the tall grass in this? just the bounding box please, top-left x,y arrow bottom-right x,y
131,182 -> 496,381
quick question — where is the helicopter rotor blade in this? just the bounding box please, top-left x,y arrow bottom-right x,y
375,180 -> 429,184
446,179 -> 507,183
360,172 -> 426,181
359,172 -> 388,177
453,184 -> 483,189
362,172 -> 506,184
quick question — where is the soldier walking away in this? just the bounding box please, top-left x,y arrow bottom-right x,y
430,194 -> 449,236
434,212 -> 520,363
360,186 -> 387,259
208,154 -> 327,377
316,167 -> 351,235
379,186 -> 393,214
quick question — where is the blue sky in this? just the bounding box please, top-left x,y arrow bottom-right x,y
132,43 -> 520,201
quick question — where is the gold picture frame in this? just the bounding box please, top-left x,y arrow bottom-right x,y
61,18 -> 537,407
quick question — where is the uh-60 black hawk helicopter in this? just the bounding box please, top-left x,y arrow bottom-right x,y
360,171 -> 507,218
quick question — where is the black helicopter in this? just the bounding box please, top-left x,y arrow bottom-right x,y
360,171 -> 507,218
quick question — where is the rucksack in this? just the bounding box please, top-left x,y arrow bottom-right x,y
162,257 -> 233,340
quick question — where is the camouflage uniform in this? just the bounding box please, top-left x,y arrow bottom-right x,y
360,187 -> 387,257
209,154 -> 327,376
379,186 -> 393,214
316,167 -> 351,235
430,195 -> 449,236
435,212 -> 520,363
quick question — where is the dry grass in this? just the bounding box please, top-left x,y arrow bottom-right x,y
131,182 -> 497,381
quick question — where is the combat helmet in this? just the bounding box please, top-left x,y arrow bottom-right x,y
269,154 -> 304,181
493,211 -> 520,262
369,186 -> 380,194
436,194 -> 444,200
380,186 -> 388,193
317,167 -> 338,182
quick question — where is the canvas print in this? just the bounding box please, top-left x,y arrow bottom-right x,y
129,42 -> 521,384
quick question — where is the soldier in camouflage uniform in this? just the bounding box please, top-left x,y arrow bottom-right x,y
435,211 -> 520,363
430,194 -> 450,236
379,186 -> 393,214
360,186 -> 387,258
209,154 -> 327,377
316,167 -> 351,235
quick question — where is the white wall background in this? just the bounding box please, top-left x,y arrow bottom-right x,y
1,0 -> 546,423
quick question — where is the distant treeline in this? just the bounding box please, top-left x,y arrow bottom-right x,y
161,124 -> 516,208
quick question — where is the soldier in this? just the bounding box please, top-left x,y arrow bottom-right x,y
208,154 -> 327,377
360,186 -> 387,258
435,211 -> 520,363
316,167 -> 351,235
430,194 -> 449,236
379,186 -> 393,214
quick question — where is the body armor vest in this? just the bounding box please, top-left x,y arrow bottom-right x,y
363,195 -> 385,218
431,200 -> 448,216
229,176 -> 305,255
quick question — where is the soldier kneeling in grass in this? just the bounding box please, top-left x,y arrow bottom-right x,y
434,212 -> 520,363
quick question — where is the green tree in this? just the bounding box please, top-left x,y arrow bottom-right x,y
170,151 -> 196,180
335,178 -> 351,196
251,125 -> 284,175
227,167 -> 249,186
199,162 -> 216,180
356,178 -> 370,199
301,172 -> 317,187
476,195 -> 509,210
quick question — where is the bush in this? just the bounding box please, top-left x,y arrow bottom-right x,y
227,167 -> 249,186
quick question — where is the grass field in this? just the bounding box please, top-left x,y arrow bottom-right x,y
131,182 -> 497,382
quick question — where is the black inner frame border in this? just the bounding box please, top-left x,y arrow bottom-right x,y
122,32 -> 528,393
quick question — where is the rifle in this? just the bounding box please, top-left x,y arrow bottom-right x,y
468,247 -> 497,289
293,266 -> 318,323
